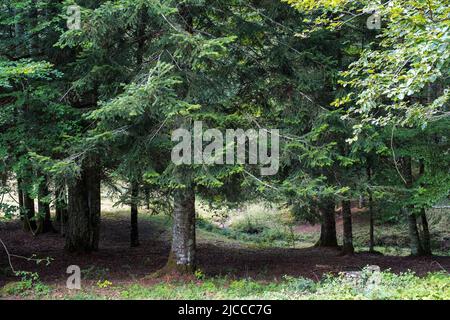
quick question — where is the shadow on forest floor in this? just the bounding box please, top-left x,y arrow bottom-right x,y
1,213 -> 449,289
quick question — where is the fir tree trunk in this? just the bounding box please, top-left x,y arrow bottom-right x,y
144,186 -> 150,210
65,157 -> 101,253
166,186 -> 196,273
368,191 -> 375,252
418,162 -> 432,255
342,200 -> 354,254
317,199 -> 338,247
367,164 -> 375,252
37,180 -> 54,233
55,186 -> 68,236
55,186 -> 68,220
420,209 -> 432,255
405,208 -> 424,256
17,178 -> 24,220
86,158 -> 101,251
402,157 -> 424,256
23,192 -> 36,232
130,182 -> 140,247
358,195 -> 364,209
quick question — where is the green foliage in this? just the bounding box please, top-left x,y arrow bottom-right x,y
1,271 -> 52,298
119,268 -> 449,300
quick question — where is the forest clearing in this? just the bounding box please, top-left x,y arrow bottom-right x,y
1,0 -> 449,304
1,198 -> 449,299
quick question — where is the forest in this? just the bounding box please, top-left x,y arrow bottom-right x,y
0,0 -> 449,301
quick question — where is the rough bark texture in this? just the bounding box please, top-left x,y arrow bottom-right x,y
368,191 -> 375,252
405,209 -> 424,256
130,182 -> 140,247
418,163 -> 432,256
23,193 -> 36,232
420,209 -> 432,255
17,178 -> 24,221
341,200 -> 354,254
317,199 -> 338,247
37,181 -> 54,233
402,157 -> 424,256
65,158 -> 101,253
144,186 -> 150,210
367,163 -> 375,252
55,186 -> 68,236
166,186 -> 196,273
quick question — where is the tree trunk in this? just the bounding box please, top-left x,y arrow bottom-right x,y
418,162 -> 431,255
65,157 -> 101,253
367,164 -> 375,252
316,199 -> 338,247
55,186 -> 68,235
368,191 -> 375,252
402,157 -> 424,256
23,192 -> 36,232
144,186 -> 150,210
166,186 -> 196,273
358,195 -> 364,209
17,178 -> 24,220
405,208 -> 424,256
130,182 -> 140,247
342,200 -> 354,254
37,180 -> 54,233
420,209 -> 432,255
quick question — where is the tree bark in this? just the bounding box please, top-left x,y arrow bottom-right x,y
368,191 -> 375,252
342,200 -> 354,254
144,186 -> 150,210
166,186 -> 196,273
37,180 -> 54,233
130,182 -> 140,247
418,162 -> 432,255
367,164 -> 375,252
17,178 -> 24,220
316,199 -> 338,247
358,195 -> 364,209
55,185 -> 68,236
420,209 -> 432,255
23,192 -> 36,232
65,157 -> 101,253
405,208 -> 424,256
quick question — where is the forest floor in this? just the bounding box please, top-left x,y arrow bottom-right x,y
0,205 -> 449,299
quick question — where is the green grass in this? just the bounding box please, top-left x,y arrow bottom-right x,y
2,206 -> 448,300
196,203 -> 317,248
3,268 -> 448,300
117,268 -> 449,300
196,203 -> 450,255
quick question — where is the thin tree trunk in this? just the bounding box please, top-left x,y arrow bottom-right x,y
166,186 -> 196,273
55,186 -> 68,235
358,195 -> 364,209
402,157 -> 424,256
420,209 -> 431,255
86,157 -> 101,251
419,162 -> 432,255
405,208 -> 424,256
368,191 -> 375,252
23,192 -> 36,232
342,200 -> 354,254
17,178 -> 24,220
130,182 -> 140,247
65,157 -> 101,253
367,164 -> 375,252
316,199 -> 338,247
37,180 -> 54,233
145,186 -> 150,210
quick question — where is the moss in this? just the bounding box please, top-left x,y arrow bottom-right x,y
150,251 -> 196,278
